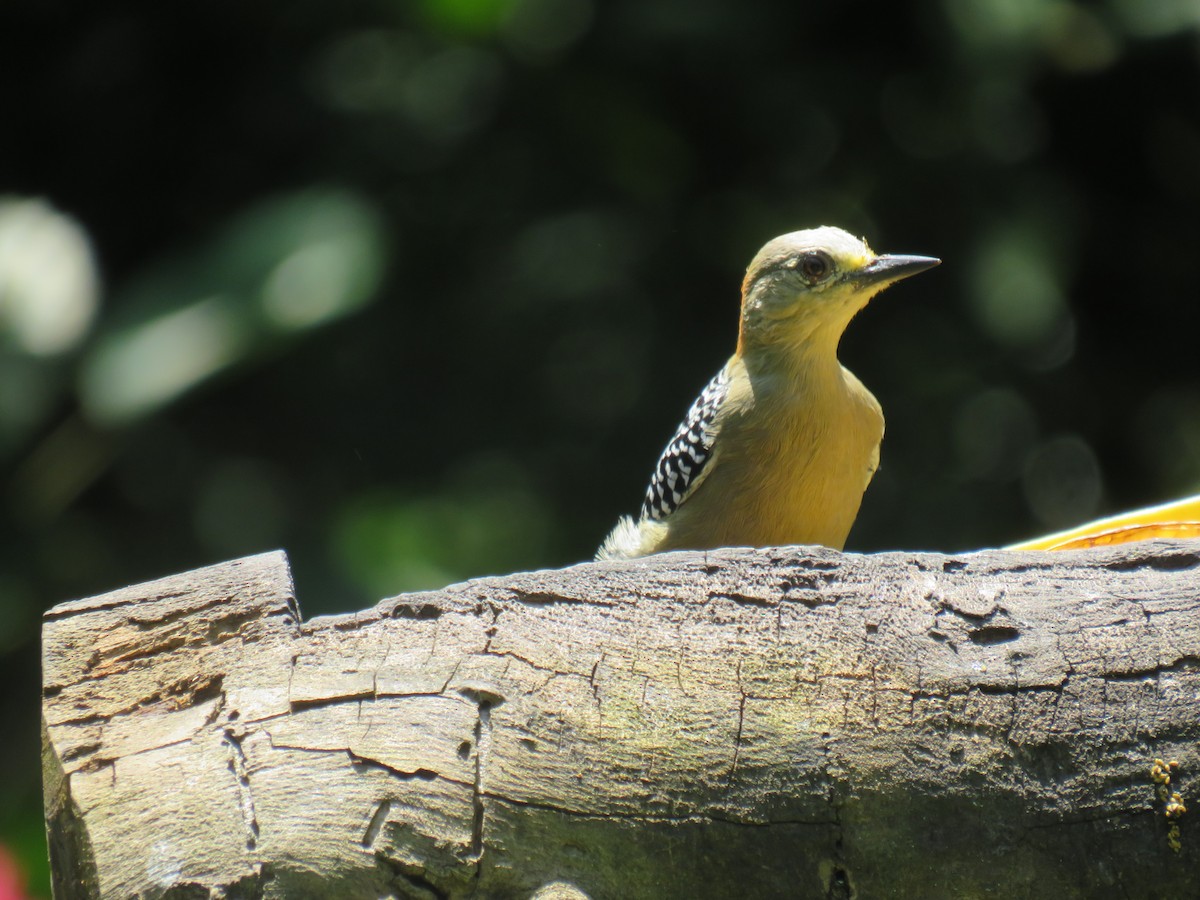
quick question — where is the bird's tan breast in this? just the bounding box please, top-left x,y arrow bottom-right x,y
660,363 -> 883,552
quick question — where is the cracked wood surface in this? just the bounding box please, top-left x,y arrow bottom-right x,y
41,543 -> 1200,898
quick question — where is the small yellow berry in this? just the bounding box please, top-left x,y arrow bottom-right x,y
1166,794 -> 1187,819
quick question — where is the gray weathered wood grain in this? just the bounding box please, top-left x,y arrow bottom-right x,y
42,543 -> 1200,898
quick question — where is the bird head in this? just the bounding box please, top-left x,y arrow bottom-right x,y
737,226 -> 939,358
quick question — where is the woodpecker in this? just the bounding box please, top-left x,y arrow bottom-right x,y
597,226 -> 939,561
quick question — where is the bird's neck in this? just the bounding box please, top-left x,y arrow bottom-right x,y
737,318 -> 848,384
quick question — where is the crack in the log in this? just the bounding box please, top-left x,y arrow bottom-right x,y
285,653 -> 298,701
588,653 -> 604,733
378,857 -> 450,900
456,685 -> 504,875
263,739 -> 475,790
709,591 -> 777,609
728,658 -> 748,777
438,658 -> 463,695
974,683 -> 1023,697
816,724 -> 850,883
60,741 -> 103,763
86,635 -> 188,673
223,728 -> 260,851
347,750 -> 440,783
478,647 -> 561,680
478,603 -> 502,656
672,634 -> 697,700
926,627 -> 956,650
361,798 -> 392,848
1105,655 -> 1200,682
73,755 -> 115,779
1102,549 -> 1200,572
937,605 -> 999,626
468,699 -> 491,883
909,662 -> 923,726
388,602 -> 442,620
778,567 -> 839,589
41,589 -> 192,621
189,672 -> 225,708
230,688 -> 473,732
504,587 -> 614,607
53,711 -> 111,729
1005,659 -> 1024,742
51,674 -> 227,728
288,691 -> 375,713
125,593 -> 229,630
731,691 -> 747,776
968,624 -> 1021,646
824,864 -> 854,900
66,596 -> 284,677
204,610 -> 262,643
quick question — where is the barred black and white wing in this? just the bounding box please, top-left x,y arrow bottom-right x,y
640,366 -> 731,521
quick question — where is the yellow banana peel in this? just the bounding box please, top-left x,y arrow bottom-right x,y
1006,494 -> 1200,551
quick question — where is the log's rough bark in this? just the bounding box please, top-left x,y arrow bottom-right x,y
41,543 -> 1200,899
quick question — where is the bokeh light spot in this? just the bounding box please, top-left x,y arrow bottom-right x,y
261,237 -> 380,331
334,456 -> 550,595
403,46 -> 505,142
81,297 -> 247,426
78,188 -> 385,426
313,33 -> 504,144
1022,433 -> 1103,528
0,197 -> 99,356
508,210 -> 639,302
968,224 -> 1069,349
1110,0 -> 1200,38
312,30 -> 420,114
1041,4 -> 1120,72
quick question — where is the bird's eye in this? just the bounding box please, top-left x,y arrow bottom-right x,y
797,251 -> 833,282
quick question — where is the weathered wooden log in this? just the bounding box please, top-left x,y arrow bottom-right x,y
42,543 -> 1200,898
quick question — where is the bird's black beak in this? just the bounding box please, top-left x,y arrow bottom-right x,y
855,254 -> 941,288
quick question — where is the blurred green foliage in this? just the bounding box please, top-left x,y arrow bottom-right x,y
4,0 -> 1200,892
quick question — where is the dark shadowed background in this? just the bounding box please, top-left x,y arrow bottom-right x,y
3,0 -> 1200,892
